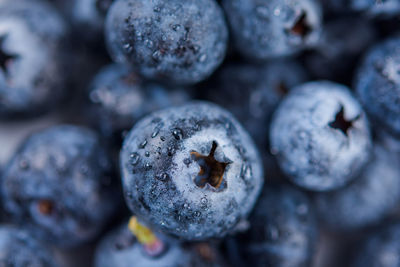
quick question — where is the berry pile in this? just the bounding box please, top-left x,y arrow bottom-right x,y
0,0 -> 400,266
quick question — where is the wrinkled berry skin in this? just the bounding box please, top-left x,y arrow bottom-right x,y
120,102 -> 264,240
270,81 -> 372,191
95,222 -> 227,267
355,37 -> 400,138
353,224 -> 400,267
105,0 -> 228,85
316,145 -> 400,230
222,0 -> 322,60
87,63 -> 191,136
0,226 -> 57,266
237,185 -> 317,267
306,17 -> 376,83
1,125 -> 120,247
0,0 -> 69,119
206,59 -> 308,146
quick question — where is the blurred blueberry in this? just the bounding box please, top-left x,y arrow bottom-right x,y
270,81 -> 372,191
355,37 -> 400,138
0,0 -> 70,119
222,0 -> 322,60
120,101 -> 264,240
87,63 -> 191,137
237,185 -> 317,267
305,17 -> 377,83
0,225 -> 57,266
353,223 -> 400,267
95,222 -> 227,267
1,125 -> 121,247
315,145 -> 400,230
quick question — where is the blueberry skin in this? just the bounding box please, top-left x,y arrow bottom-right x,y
355,37 -> 400,138
222,0 -> 322,60
105,0 -> 228,85
95,223 -> 226,267
305,17 -> 376,83
270,81 -> 372,191
353,224 -> 400,267
315,145 -> 400,230
0,0 -> 69,119
206,59 -> 308,146
1,125 -> 120,247
239,185 -> 317,267
87,63 -> 191,136
0,226 -> 57,266
351,0 -> 400,17
120,101 -> 264,240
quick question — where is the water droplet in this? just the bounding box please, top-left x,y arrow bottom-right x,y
172,128 -> 183,140
123,43 -> 133,53
183,158 -> 191,166
172,24 -> 181,31
160,136 -> 166,141
145,39 -> 153,48
201,198 -> 208,205
153,6 -> 161,12
130,153 -> 140,166
192,45 -> 200,53
198,54 -> 207,62
152,50 -> 162,61
194,211 -> 201,217
151,130 -> 159,138
139,140 -> 147,149
145,163 -> 152,170
156,173 -> 170,182
145,151 -> 150,157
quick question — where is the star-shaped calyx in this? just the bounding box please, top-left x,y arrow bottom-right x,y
328,105 -> 360,136
0,35 -> 18,77
191,141 -> 231,190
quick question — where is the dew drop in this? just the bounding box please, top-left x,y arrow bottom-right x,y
160,136 -> 166,141
130,153 -> 140,166
145,163 -> 152,170
198,54 -> 207,62
156,173 -> 170,182
194,211 -> 201,217
172,128 -> 183,140
139,140 -> 147,149
151,129 -> 159,138
145,151 -> 150,157
201,198 -> 208,205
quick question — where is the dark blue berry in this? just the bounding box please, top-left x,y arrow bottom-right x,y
270,81 -> 372,191
305,17 -> 377,83
95,222 -> 226,267
222,0 -> 322,60
1,125 -> 120,247
355,37 -> 400,138
120,102 -> 264,240
105,0 -> 228,85
352,224 -> 400,267
0,0 -> 70,119
87,63 -> 191,136
0,226 -> 57,266
237,185 -> 317,267
315,145 -> 400,230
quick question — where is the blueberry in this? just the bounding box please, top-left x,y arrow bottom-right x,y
1,125 -> 120,247
87,63 -> 191,137
0,0 -> 70,119
95,222 -> 226,267
237,185 -> 317,267
0,225 -> 57,266
222,0 -> 322,60
120,101 -> 264,240
205,59 -> 308,146
305,17 -> 377,83
352,224 -> 400,267
51,0 -> 114,40
355,37 -> 400,138
270,81 -> 372,191
315,145 -> 400,230
105,0 -> 228,85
